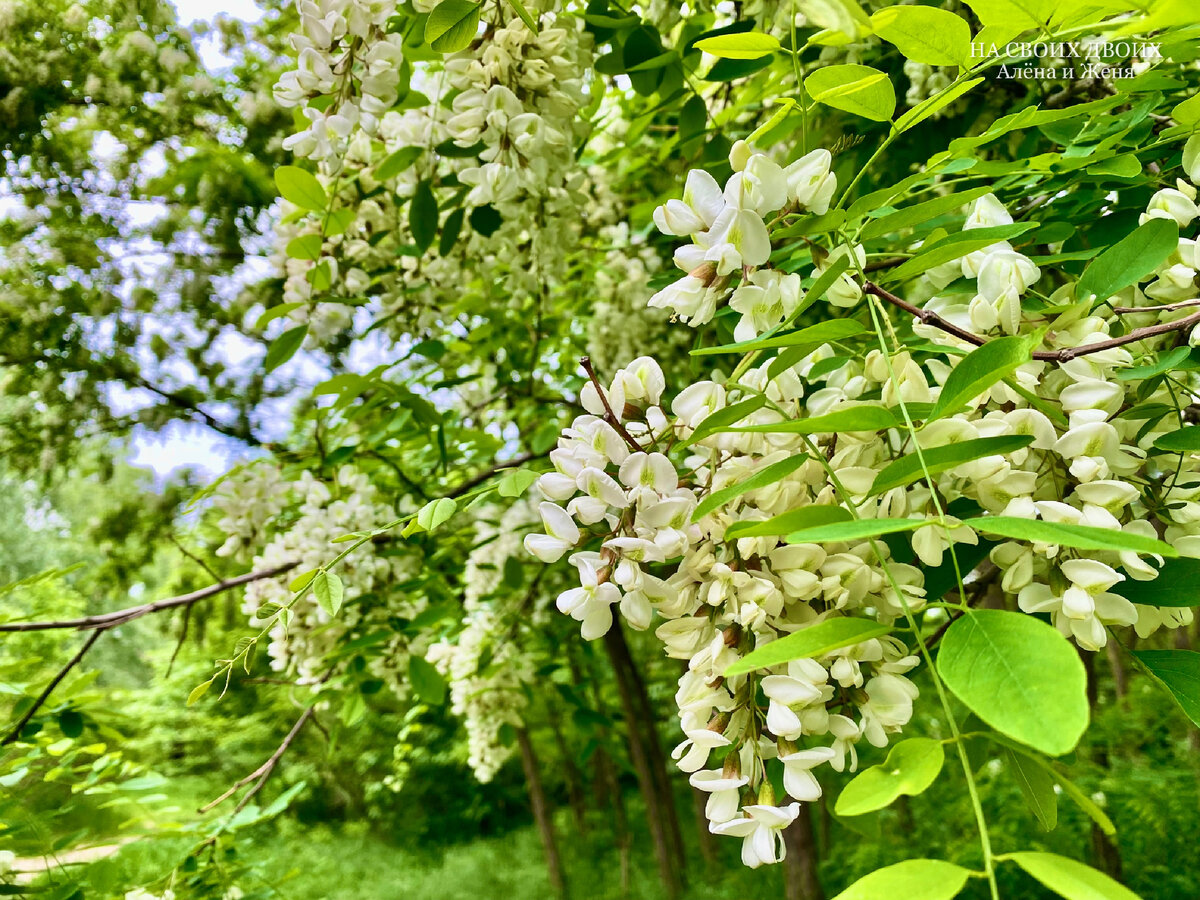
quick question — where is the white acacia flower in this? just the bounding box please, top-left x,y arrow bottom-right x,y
710,803 -> 802,868
689,769 -> 750,823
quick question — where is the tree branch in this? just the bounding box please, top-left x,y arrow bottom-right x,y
445,452 -> 549,499
199,702 -> 317,814
864,282 -> 1200,363
579,357 -> 644,453
3,629 -> 105,745
0,563 -> 298,633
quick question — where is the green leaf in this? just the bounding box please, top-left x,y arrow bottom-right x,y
885,223 -> 1039,283
860,186 -> 996,241
313,570 -> 345,617
694,32 -> 780,59
1006,748 -> 1058,831
937,609 -> 1088,755
692,454 -> 810,522
275,165 -> 327,210
505,0 -> 537,31
679,396 -> 766,447
498,468 -> 539,498
410,181 -> 439,253
726,404 -> 899,435
725,505 -> 851,540
1133,649 -> 1200,727
264,325 -> 308,373
409,655 -> 447,704
869,435 -> 1035,495
804,64 -> 896,122
1173,92 -> 1200,127
417,497 -> 457,531
255,302 -> 304,331
1153,424 -> 1200,452
691,318 -> 866,356
894,77 -> 983,133
962,516 -> 1178,557
1077,218 -> 1179,304
285,233 -> 322,261
289,570 -> 317,592
1006,852 -> 1140,900
870,6 -> 971,67
835,738 -> 945,816
928,335 -> 1036,422
425,0 -> 481,53
376,146 -> 423,180
724,617 -> 893,677
58,709 -> 84,738
1110,557 -> 1200,607
187,679 -> 214,707
831,859 -> 972,900
786,516 -> 929,544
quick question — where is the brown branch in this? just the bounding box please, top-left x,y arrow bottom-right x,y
1111,298 -> 1200,314
0,563 -> 298,633
3,629 -> 105,745
864,282 -> 1200,363
579,357 -> 644,453
199,702 -> 317,814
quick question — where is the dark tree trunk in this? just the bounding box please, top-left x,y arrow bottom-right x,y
596,745 -> 632,897
549,714 -> 589,836
603,623 -> 682,899
782,806 -> 824,900
1080,649 -> 1124,882
1106,638 -> 1128,700
516,727 -> 568,899
691,783 -> 718,865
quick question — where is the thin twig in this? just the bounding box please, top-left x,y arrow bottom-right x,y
579,357 -> 643,453
445,451 -> 549,499
170,534 -> 221,582
0,563 -> 298,633
1111,298 -> 1200,314
864,282 -> 1200,363
3,629 -> 105,744
199,703 -> 317,814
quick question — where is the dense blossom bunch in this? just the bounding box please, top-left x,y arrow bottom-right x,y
520,154 -> 1200,864
213,466 -> 424,683
648,140 -> 836,335
523,355 -> 924,865
274,0 -> 406,173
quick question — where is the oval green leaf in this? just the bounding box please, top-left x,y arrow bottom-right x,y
804,64 -> 896,122
869,435 -> 1034,495
870,6 -> 971,67
1153,424 -> 1200,452
937,610 -> 1088,756
724,617 -> 892,677
694,32 -> 780,59
693,453 -> 810,522
275,165 -> 327,210
831,859 -> 972,900
928,335 -> 1036,422
1006,852 -> 1141,900
313,570 -> 344,617
728,404 -> 899,435
1076,218 -> 1179,305
835,738 -> 945,817
786,516 -> 929,544
962,516 -> 1178,557
1133,649 -> 1200,727
725,504 -> 851,540
1110,557 -> 1200,607
264,324 -> 308,373
425,0 -> 481,53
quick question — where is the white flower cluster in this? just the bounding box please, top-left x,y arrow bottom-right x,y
915,193 -> 1041,334
902,60 -> 965,119
648,141 -> 836,336
212,466 -> 423,682
523,356 -> 924,866
274,0 -> 406,173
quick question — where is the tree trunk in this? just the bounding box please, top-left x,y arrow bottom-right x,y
603,624 -> 682,899
596,745 -> 632,897
516,727 -> 568,899
1106,638 -> 1128,701
782,806 -> 825,900
549,714 -> 589,836
691,783 -> 717,865
1080,649 -> 1124,881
